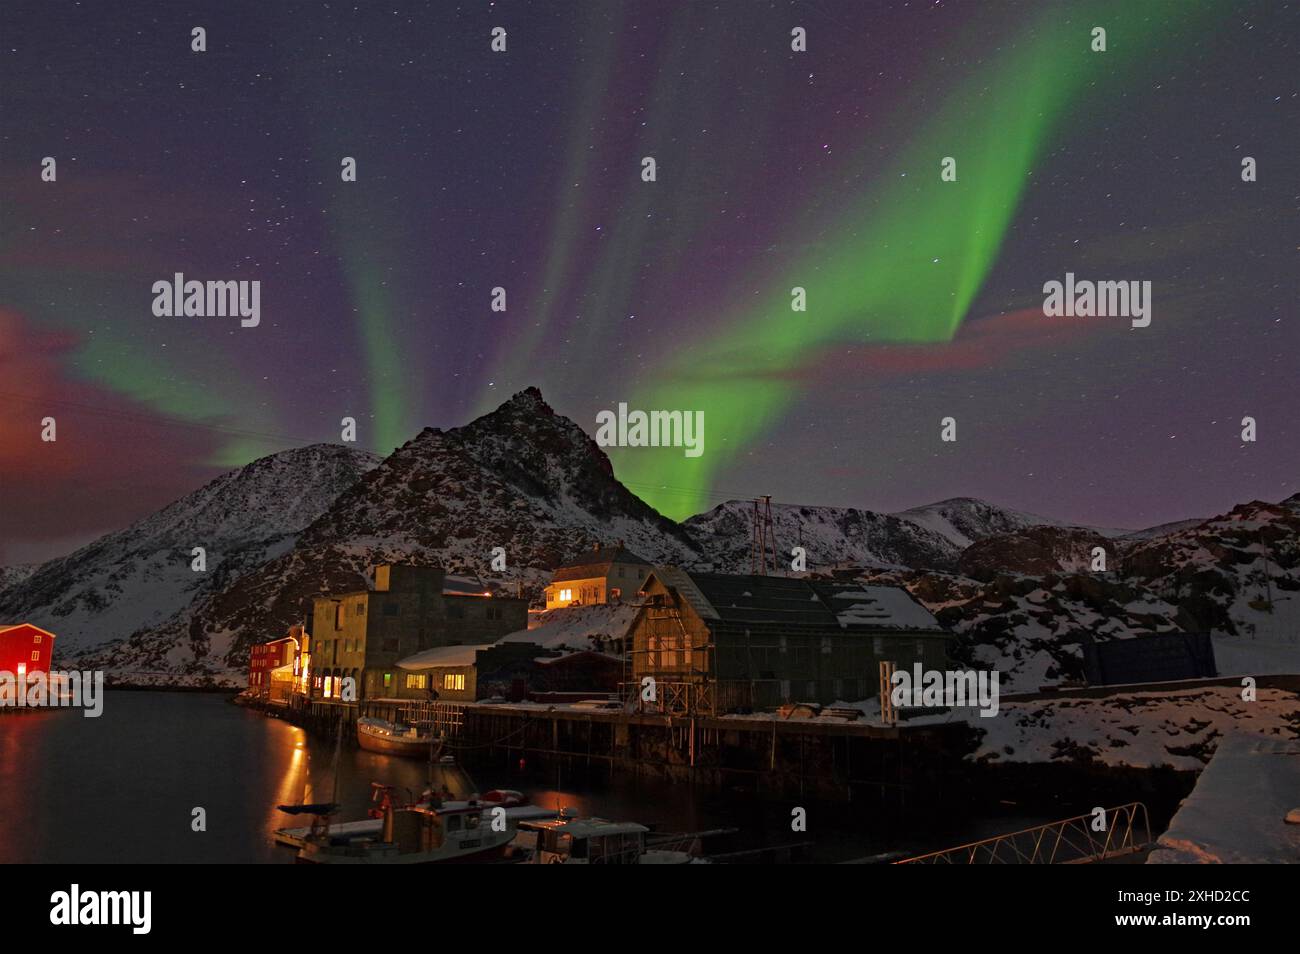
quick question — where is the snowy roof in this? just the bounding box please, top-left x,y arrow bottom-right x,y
815,585 -> 942,631
397,644 -> 492,670
442,575 -> 491,596
552,545 -> 651,582
496,603 -> 638,650
649,571 -> 943,633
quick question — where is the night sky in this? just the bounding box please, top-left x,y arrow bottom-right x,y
2,0 -> 1297,564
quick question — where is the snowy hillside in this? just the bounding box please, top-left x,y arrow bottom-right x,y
686,500 -> 961,573
891,497 -> 1087,549
100,388 -> 700,679
0,444 -> 380,660
0,563 -> 38,595
856,568 -> 1185,692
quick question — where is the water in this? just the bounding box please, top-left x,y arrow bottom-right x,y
0,691 -> 1043,863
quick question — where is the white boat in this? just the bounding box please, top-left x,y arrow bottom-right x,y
516,817 -> 695,864
355,716 -> 442,758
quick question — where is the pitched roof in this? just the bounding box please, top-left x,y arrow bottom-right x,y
551,545 -> 651,582
651,571 -> 943,633
0,623 -> 57,640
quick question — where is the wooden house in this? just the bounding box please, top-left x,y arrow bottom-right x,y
628,569 -> 951,714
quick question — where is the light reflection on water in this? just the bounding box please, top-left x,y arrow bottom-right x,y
0,690 -> 1033,863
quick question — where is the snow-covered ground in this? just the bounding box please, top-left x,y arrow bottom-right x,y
959,685 -> 1300,770
1148,734 -> 1300,863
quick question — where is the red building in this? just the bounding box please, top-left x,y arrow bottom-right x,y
0,623 -> 56,678
248,636 -> 297,696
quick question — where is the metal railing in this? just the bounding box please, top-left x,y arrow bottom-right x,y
895,802 -> 1152,864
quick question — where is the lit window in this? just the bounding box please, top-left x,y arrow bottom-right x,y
405,674 -> 427,689
33,635 -> 42,644
383,672 -> 392,687
560,588 -> 572,602
31,650 -> 39,661
443,673 -> 465,691
323,676 -> 333,698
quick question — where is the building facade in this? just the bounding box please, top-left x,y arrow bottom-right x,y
544,543 -> 653,610
628,569 -> 951,713
0,623 -> 56,678
248,634 -> 297,699
396,643 -> 622,704
308,564 -> 527,703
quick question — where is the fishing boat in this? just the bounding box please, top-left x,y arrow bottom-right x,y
515,816 -> 696,864
355,715 -> 443,758
295,796 -> 531,864
274,782 -> 536,849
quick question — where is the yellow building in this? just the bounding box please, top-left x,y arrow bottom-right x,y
544,543 -> 652,610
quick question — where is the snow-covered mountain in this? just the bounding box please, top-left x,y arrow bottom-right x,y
0,444 -> 380,660
685,500 -> 962,573
95,388 -> 701,680
1121,496 -> 1300,641
0,563 -> 38,595
9,382 -> 1295,690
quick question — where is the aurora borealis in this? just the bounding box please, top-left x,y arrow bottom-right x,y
2,0 -> 1297,563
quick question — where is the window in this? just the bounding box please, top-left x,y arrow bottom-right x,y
355,601 -> 365,616
405,673 -> 427,690
31,650 -> 39,661
610,588 -> 621,601
383,672 -> 392,688
443,673 -> 465,691
873,637 -> 884,654
33,634 -> 42,644
323,676 -> 333,698
486,605 -> 502,621
559,588 -> 572,602
821,636 -> 832,655
335,604 -> 345,629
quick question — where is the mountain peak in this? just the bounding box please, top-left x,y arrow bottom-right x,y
493,386 -> 554,418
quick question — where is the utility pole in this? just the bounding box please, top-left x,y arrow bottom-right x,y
749,496 -> 779,575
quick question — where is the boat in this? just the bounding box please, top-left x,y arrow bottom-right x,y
295,795 -> 535,864
355,716 -> 443,758
515,816 -> 696,864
